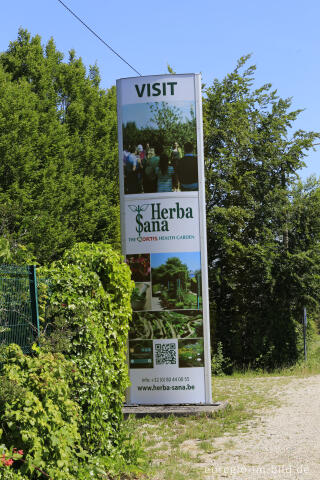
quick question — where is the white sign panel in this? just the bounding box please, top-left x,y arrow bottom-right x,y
118,74 -> 196,105
124,195 -> 200,254
117,73 -> 211,404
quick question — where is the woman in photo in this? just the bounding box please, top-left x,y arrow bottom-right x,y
143,146 -> 160,193
155,153 -> 174,193
124,144 -> 140,194
171,141 -> 181,190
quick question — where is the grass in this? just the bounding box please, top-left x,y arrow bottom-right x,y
126,336 -> 320,480
159,292 -> 202,310
126,376 -> 293,480
228,334 -> 320,378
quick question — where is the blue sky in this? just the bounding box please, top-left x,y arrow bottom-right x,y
151,252 -> 201,273
1,0 -> 319,179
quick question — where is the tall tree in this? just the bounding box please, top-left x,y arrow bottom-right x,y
0,29 -> 119,264
152,257 -> 190,293
203,56 -> 320,369
149,101 -> 196,149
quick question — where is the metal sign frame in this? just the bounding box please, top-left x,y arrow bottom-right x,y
117,73 -> 212,404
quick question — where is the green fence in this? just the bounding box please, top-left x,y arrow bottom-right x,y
0,265 -> 40,353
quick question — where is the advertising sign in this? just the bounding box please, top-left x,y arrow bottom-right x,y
117,74 -> 211,404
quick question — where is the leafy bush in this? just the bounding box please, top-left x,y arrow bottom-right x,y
0,469 -> 28,480
0,446 -> 23,469
0,345 -> 82,479
131,286 -> 147,311
0,242 -> 138,478
211,342 -> 232,376
39,242 -> 134,456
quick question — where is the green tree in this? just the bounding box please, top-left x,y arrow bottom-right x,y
149,101 -> 196,150
122,102 -> 197,154
152,257 -> 190,296
203,56 -> 320,369
0,29 -> 119,264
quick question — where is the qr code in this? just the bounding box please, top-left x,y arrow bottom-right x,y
155,343 -> 177,365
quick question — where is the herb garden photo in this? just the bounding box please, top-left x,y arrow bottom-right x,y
150,252 -> 202,311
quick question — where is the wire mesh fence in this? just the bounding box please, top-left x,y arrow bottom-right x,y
0,265 -> 40,353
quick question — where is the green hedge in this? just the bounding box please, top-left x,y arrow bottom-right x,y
0,243 -> 136,478
39,242 -> 134,455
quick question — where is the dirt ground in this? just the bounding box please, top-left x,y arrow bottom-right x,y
203,375 -> 320,480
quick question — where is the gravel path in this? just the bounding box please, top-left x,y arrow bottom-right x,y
205,375 -> 320,480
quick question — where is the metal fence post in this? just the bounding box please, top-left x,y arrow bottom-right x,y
28,265 -> 40,343
303,306 -> 307,362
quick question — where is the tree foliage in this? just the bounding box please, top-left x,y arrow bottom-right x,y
122,101 -> 196,154
152,257 -> 189,291
149,101 -> 196,150
0,29 -> 120,264
203,56 -> 320,369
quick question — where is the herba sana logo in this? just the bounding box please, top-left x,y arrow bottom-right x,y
128,202 -> 193,236
128,204 -> 150,237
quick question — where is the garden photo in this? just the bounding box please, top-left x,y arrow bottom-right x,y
122,101 -> 198,194
129,310 -> 203,340
151,251 -> 202,310
131,282 -> 152,311
126,253 -> 150,282
178,338 -> 204,367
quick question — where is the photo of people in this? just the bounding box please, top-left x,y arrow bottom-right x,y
122,101 -> 198,194
129,310 -> 203,340
151,252 -> 202,311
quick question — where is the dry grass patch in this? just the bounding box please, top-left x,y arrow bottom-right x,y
126,375 -> 297,479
